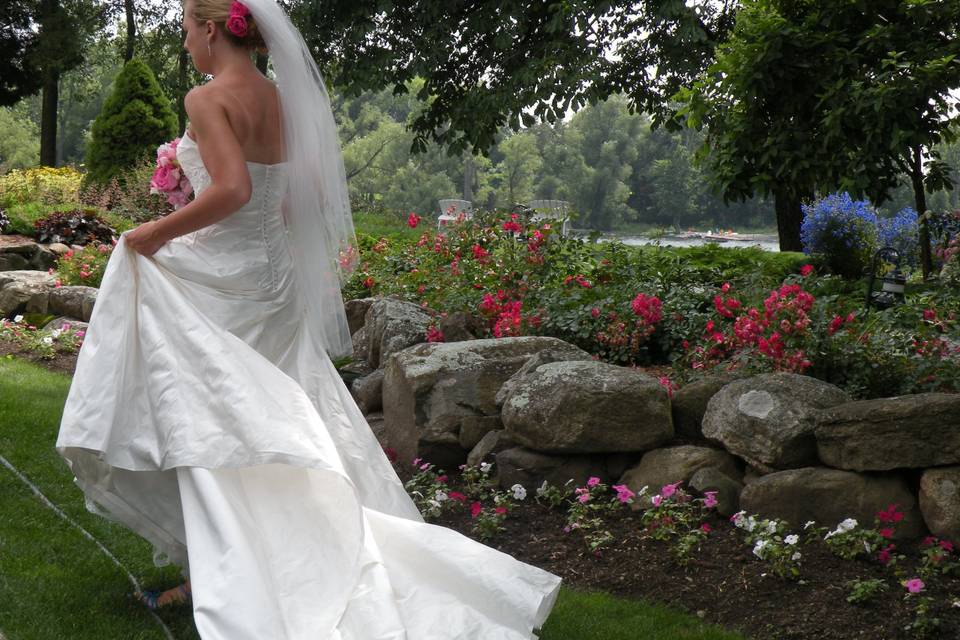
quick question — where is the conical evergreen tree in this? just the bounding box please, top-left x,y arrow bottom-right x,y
84,58 -> 177,186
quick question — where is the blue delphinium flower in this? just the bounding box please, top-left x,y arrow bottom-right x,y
800,192 -> 879,278
877,207 -> 919,266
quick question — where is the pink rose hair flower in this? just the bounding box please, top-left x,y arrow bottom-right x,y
226,1 -> 251,38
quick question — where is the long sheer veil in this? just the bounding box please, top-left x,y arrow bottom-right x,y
241,0 -> 358,359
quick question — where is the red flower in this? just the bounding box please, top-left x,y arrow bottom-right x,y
470,501 -> 483,518
362,276 -> 375,289
407,212 -> 421,228
494,506 -> 507,515
800,264 -> 814,277
448,491 -> 467,503
879,528 -> 894,539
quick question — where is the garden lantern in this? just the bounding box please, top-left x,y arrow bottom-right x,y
864,247 -> 906,311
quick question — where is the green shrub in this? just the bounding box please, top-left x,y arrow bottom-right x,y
84,59 -> 178,187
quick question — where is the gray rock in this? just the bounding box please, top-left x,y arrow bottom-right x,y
466,429 -> 517,467
672,372 -> 742,441
919,467 -> 960,541
437,311 -> 487,342
702,373 -> 850,471
0,270 -> 56,316
494,446 -> 617,494
382,336 -> 584,469
47,242 -> 71,256
0,235 -> 55,271
739,467 -> 924,539
351,325 -> 370,365
816,394 -> 960,471
47,285 -> 98,322
344,297 -> 376,336
350,368 -> 384,414
688,468 -> 743,517
364,297 -> 432,368
501,360 -> 673,454
618,445 -> 742,510
366,412 -> 387,445
458,415 -> 504,450
494,345 -> 593,408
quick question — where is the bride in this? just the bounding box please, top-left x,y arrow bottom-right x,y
55,0 -> 562,637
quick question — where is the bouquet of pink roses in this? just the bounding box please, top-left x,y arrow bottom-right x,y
149,138 -> 193,210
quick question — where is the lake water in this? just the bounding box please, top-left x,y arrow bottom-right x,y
569,230 -> 781,252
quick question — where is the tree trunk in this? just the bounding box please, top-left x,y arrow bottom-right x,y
40,71 -> 59,167
909,145 -> 932,280
773,188 -> 804,252
124,0 -> 136,62
462,154 -> 474,202
178,46 -> 188,132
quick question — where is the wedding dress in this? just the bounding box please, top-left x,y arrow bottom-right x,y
55,132 -> 562,639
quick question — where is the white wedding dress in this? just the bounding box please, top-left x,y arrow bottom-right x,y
55,132 -> 562,639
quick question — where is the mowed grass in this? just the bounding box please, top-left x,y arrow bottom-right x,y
0,356 -> 744,640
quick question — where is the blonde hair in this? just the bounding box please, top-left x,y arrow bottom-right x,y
188,0 -> 268,54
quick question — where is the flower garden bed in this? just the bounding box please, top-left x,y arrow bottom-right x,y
392,459 -> 960,640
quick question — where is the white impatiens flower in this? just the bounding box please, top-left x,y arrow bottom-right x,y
427,499 -> 441,509
13,315 -> 23,323
42,336 -> 54,345
434,489 -> 448,502
838,518 -> 858,532
791,551 -> 802,561
766,521 -> 778,535
753,539 -> 769,559
804,520 -> 816,530
50,328 -> 62,339
784,534 -> 799,546
536,480 -> 550,496
510,483 -> 527,500
479,462 -> 493,474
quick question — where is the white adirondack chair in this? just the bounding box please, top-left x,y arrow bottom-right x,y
437,199 -> 474,229
527,199 -> 571,236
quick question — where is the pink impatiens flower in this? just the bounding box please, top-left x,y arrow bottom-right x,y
904,578 -> 925,594
800,264 -> 814,277
703,491 -> 719,509
586,476 -> 601,487
611,484 -> 635,503
470,501 -> 483,518
660,482 -> 680,499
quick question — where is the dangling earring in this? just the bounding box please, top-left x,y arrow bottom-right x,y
207,42 -> 212,57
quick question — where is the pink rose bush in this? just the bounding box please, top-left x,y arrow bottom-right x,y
149,138 -> 193,210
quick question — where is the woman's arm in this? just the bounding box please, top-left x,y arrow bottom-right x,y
124,86 -> 253,256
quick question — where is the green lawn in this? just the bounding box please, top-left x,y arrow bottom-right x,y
0,356 -> 744,640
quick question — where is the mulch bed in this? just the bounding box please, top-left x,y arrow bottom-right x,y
11,345 -> 959,638
0,339 -> 78,376
394,462 -> 960,640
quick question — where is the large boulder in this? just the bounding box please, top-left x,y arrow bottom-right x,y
382,336 -> 584,469
816,394 -> 960,471
702,373 -> 850,472
617,445 -> 742,510
47,285 -> 98,322
494,446 -> 639,494
689,467 -> 743,517
0,270 -> 56,316
364,297 -> 432,368
671,372 -> 742,441
739,467 -> 924,539
919,467 -> 960,541
500,360 -> 673,454
494,346 -> 593,408
344,297 -> 376,336
350,368 -> 384,414
437,311 -> 487,342
0,235 -> 56,271
41,316 -> 89,335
